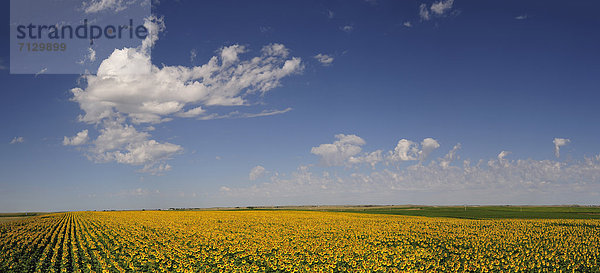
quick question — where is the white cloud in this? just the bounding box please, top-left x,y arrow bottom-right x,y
553,138 -> 570,158
430,0 -> 454,15
403,21 -> 412,28
309,135 -> 437,168
197,108 -> 292,120
311,134 -> 366,166
341,25 -> 354,33
242,107 -> 292,118
497,150 -> 512,167
72,42 -> 302,124
314,54 -> 334,66
419,4 -> 431,21
515,14 -> 528,20
140,163 -> 171,174
112,187 -> 154,197
221,165 -> 335,200
176,107 -> 205,118
327,10 -> 334,19
67,17 -> 302,173
63,130 -> 89,146
35,68 -> 47,77
220,138 -> 600,205
387,138 -> 440,162
249,165 -> 266,181
141,15 -> 165,53
311,136 -> 441,167
243,108 -> 293,118
87,47 -> 96,62
76,47 -> 97,65
259,26 -> 272,33
419,138 -> 440,160
439,143 -> 460,169
82,0 -> 140,13
9,136 -> 24,144
498,150 -> 511,160
89,120 -> 182,172
388,139 -> 419,161
349,150 -> 383,168
419,0 -> 455,21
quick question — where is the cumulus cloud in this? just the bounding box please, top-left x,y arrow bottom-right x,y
314,54 -> 334,66
176,107 -> 205,118
87,47 -> 96,62
63,130 -> 89,146
497,150 -> 511,167
72,43 -> 302,124
309,135 -> 441,168
82,0 -> 140,13
553,138 -> 570,158
310,135 -> 442,169
419,4 -> 431,21
221,165 -> 335,200
403,21 -> 412,28
222,155 -> 600,205
349,150 -> 383,168
388,139 -> 419,161
311,134 -> 366,166
10,137 -> 24,144
78,48 -> 97,64
341,25 -> 354,33
439,143 -> 460,169
419,138 -> 440,160
67,17 -> 302,174
420,0 -> 455,21
220,138 -> 600,205
88,120 -> 182,173
430,0 -> 454,15
249,165 -> 266,181
498,150 -> 511,160
387,138 -> 440,162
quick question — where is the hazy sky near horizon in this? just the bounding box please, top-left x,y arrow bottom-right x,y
1,0 -> 600,212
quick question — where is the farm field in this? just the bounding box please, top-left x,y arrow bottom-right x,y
0,212 -> 49,224
290,205 -> 600,220
1,210 -> 599,272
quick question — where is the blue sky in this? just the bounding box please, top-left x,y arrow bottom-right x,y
1,0 -> 600,212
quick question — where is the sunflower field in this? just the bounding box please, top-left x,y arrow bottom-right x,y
0,210 -> 599,272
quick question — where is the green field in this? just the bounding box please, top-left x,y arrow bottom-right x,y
238,205 -> 600,220
0,212 -> 49,223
